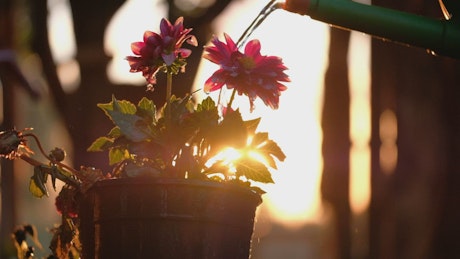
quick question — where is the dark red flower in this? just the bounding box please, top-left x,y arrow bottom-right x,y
203,33 -> 290,111
55,185 -> 80,218
126,17 -> 197,85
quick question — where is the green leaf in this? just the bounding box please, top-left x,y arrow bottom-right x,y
244,117 -> 261,135
164,95 -> 193,124
251,132 -> 269,146
98,96 -> 151,142
197,97 -> 217,112
259,138 -> 286,162
187,97 -> 219,141
50,168 -> 57,191
107,126 -> 122,138
249,132 -> 286,169
218,109 -> 248,148
191,98 -> 219,127
55,165 -> 73,178
235,158 -> 274,183
87,136 -> 114,152
109,147 -> 130,165
138,97 -> 155,113
137,97 -> 156,121
257,150 -> 278,169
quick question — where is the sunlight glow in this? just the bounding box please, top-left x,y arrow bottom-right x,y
205,147 -> 241,174
204,139 -> 273,180
349,31 -> 371,214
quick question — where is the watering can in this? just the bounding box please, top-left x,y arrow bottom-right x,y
282,0 -> 460,59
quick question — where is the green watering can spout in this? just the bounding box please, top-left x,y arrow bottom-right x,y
281,0 -> 460,59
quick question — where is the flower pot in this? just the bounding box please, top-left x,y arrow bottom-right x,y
78,177 -> 262,259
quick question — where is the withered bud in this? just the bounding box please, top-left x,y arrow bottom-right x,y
0,129 -> 24,158
50,147 -> 66,162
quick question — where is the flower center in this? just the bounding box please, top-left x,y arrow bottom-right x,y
238,56 -> 256,70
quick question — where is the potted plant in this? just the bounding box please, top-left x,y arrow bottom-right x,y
1,13 -> 289,259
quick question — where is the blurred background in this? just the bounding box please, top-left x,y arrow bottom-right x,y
1,0 -> 459,258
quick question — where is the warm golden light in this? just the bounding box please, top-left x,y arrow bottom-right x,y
379,109 -> 398,174
205,147 -> 241,175
204,137 -> 275,181
349,30 -> 371,214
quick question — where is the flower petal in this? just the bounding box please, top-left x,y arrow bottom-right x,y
130,42 -> 145,55
202,33 -> 290,111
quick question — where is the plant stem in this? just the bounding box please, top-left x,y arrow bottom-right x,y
19,154 -> 80,187
166,72 -> 173,122
165,71 -> 174,170
19,154 -> 43,167
23,133 -> 79,175
166,72 -> 173,102
227,88 -> 237,109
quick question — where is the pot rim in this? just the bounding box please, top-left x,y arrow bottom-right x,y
87,177 -> 263,204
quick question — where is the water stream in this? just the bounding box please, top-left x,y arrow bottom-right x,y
236,0 -> 283,48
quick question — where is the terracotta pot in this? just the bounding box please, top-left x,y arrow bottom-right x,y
78,177 -> 262,259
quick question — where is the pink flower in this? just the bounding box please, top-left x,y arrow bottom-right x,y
126,17 -> 198,85
203,33 -> 289,111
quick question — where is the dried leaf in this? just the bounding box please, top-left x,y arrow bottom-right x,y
29,166 -> 49,197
